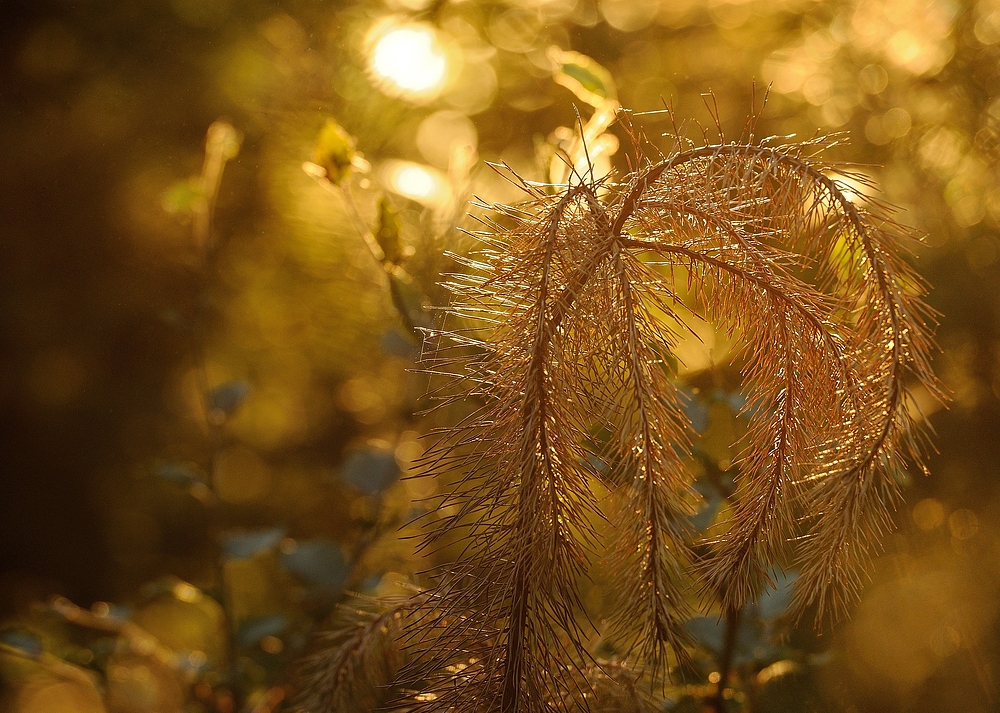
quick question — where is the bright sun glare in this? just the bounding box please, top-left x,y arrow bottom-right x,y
382,160 -> 449,207
369,22 -> 448,98
393,164 -> 438,199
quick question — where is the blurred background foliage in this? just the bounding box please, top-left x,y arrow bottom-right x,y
0,0 -> 998,711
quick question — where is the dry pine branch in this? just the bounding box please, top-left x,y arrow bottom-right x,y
298,107 -> 942,713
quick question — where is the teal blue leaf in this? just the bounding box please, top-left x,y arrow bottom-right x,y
154,462 -> 203,486
380,327 -> 418,358
756,570 -> 797,620
340,447 -> 399,495
222,527 -> 286,560
0,627 -> 43,657
279,539 -> 348,590
236,615 -> 290,648
208,380 -> 251,417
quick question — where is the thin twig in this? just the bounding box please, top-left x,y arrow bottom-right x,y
709,607 -> 741,713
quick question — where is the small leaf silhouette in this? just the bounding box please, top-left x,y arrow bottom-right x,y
340,447 -> 399,495
376,197 -> 403,265
222,527 -> 286,560
312,119 -> 358,186
207,380 -> 251,419
0,627 -> 43,657
280,539 -> 348,590
154,462 -> 203,486
237,615 -> 290,648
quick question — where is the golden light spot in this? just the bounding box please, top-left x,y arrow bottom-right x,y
912,498 -> 945,531
975,9 -> 1000,44
487,9 -> 542,53
865,114 -> 892,146
599,0 -> 660,32
919,126 -> 965,173
173,581 -> 202,603
260,636 -> 284,654
802,74 -> 832,105
948,509 -> 979,540
883,107 -> 912,137
951,194 -> 986,227
820,97 -> 854,127
887,30 -> 922,67
367,20 -> 449,100
388,0 -> 435,10
380,160 -> 451,209
865,108 -> 911,145
859,64 -> 889,94
395,434 -> 424,470
394,165 -> 436,199
708,671 -> 722,684
416,110 -> 477,169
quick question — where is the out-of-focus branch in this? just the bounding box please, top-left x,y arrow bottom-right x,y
50,597 -> 177,671
0,642 -> 99,687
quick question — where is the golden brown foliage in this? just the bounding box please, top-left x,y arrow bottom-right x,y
299,107 -> 942,712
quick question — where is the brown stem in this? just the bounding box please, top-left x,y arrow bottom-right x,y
710,606 -> 741,713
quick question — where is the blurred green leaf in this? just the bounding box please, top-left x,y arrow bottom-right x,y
312,118 -> 357,186
161,177 -> 206,215
387,271 -> 431,331
547,47 -> 617,108
132,584 -> 228,665
376,197 -> 403,266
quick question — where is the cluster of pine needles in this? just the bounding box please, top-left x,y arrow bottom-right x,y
294,105 -> 943,713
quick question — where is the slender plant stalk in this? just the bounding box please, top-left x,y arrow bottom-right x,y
182,120 -> 243,706
710,607 -> 742,713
